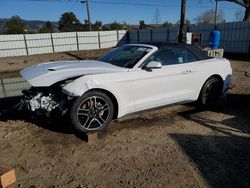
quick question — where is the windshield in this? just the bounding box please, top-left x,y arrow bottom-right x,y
98,45 -> 152,68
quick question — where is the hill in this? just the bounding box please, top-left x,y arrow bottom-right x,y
0,18 -> 58,32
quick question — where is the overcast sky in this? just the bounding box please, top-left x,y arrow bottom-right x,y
0,0 -> 245,24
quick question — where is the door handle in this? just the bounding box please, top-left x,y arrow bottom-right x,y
181,70 -> 192,74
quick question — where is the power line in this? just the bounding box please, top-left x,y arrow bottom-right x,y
8,0 -> 241,10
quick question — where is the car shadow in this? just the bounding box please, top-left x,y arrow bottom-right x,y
182,93 -> 250,133
0,96 -> 175,140
0,96 -> 75,134
170,133 -> 250,188
0,93 -> 249,138
173,93 -> 250,188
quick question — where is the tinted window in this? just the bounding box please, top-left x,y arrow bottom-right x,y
99,46 -> 152,68
144,47 -> 198,66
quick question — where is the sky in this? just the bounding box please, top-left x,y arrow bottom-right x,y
0,0 -> 246,24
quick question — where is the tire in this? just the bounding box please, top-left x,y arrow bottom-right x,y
70,91 -> 114,133
199,77 -> 222,106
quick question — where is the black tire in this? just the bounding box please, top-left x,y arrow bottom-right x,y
70,91 -> 114,133
199,77 -> 222,106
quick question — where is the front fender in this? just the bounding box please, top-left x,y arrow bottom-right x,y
62,76 -> 125,117
62,76 -> 96,97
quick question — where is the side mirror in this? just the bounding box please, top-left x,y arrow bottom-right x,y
144,61 -> 162,70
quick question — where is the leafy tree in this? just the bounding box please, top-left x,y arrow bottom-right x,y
217,0 -> 250,21
109,22 -> 124,30
3,16 -> 27,34
103,22 -> 130,30
58,12 -> 83,32
81,19 -> 102,31
161,21 -> 175,28
139,20 -> 146,29
123,22 -> 131,30
176,19 -> 191,27
39,21 -> 54,33
195,9 -> 225,24
92,21 -> 102,31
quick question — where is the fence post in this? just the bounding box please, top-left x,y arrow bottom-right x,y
50,33 -> 55,53
76,32 -> 79,51
0,79 -> 6,97
248,40 -> 250,53
137,30 -> 140,43
126,31 -> 130,44
98,31 -> 101,49
116,30 -> 119,45
167,29 -> 170,42
23,34 -> 29,55
150,29 -> 153,42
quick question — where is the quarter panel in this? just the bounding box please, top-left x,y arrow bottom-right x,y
187,58 -> 232,100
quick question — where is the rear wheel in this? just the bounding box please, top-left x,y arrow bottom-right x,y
199,77 -> 222,106
70,91 -> 114,133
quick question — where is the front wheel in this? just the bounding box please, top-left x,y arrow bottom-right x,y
70,91 -> 114,133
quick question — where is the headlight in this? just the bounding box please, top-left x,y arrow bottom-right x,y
59,76 -> 81,87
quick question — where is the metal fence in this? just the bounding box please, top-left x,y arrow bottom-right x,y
0,22 -> 249,58
128,21 -> 250,53
0,30 -> 128,57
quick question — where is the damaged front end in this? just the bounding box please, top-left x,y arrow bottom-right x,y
18,82 -> 73,117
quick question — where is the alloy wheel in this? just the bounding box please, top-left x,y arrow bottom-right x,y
76,96 -> 110,131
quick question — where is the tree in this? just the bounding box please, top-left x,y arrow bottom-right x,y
91,21 -> 102,31
195,9 -> 225,24
109,22 -> 124,30
217,0 -> 250,21
58,12 -> 83,32
161,21 -> 175,28
39,21 -> 54,33
3,16 -> 27,34
176,19 -> 191,27
122,22 -> 131,30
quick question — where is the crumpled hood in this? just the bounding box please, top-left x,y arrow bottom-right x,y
20,60 -> 127,87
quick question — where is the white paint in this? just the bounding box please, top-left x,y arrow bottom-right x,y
20,44 -> 232,118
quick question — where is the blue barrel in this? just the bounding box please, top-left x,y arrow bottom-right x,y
209,31 -> 220,49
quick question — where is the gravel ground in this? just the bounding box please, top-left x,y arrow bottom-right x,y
0,51 -> 249,188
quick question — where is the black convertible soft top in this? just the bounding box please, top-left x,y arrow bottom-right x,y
143,42 -> 212,61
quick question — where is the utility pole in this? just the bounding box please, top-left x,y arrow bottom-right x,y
81,0 -> 92,31
86,0 -> 92,31
178,0 -> 186,43
214,0 -> 218,29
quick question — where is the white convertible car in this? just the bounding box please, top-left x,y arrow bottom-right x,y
20,43 -> 232,133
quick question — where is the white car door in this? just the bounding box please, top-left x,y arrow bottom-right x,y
129,47 -> 196,112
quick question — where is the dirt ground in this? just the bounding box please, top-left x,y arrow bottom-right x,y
0,51 -> 249,188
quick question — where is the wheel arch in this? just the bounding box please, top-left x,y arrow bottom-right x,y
198,74 -> 224,98
86,88 -> 119,119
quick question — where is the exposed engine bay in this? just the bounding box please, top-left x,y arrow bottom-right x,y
19,81 -> 73,117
